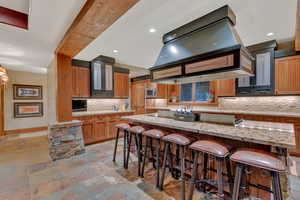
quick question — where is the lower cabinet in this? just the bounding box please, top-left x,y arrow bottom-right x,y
81,120 -> 94,145
94,120 -> 107,142
108,119 -> 123,138
74,112 -> 133,145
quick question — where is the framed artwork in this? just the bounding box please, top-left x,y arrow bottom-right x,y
14,102 -> 43,118
13,84 -> 42,100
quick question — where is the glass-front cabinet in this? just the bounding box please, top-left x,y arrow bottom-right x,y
90,56 -> 114,98
236,40 -> 277,96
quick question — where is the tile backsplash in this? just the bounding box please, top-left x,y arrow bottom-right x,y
87,99 -> 130,111
146,99 -> 167,107
219,96 -> 300,113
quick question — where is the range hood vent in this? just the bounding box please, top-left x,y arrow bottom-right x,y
150,5 -> 254,84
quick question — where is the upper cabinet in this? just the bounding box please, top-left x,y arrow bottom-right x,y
216,79 -> 235,97
167,84 -> 180,103
90,56 -> 114,98
114,72 -> 129,98
72,61 -> 90,98
275,55 -> 300,95
157,84 -> 168,99
146,80 -> 168,99
236,40 -> 277,96
72,57 -> 130,99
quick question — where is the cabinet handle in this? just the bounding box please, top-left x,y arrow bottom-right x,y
257,91 -> 269,94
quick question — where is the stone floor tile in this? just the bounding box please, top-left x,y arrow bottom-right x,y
1,132 -> 300,200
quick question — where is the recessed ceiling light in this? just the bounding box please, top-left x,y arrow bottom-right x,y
266,32 -> 274,37
113,50 -> 118,53
149,28 -> 156,33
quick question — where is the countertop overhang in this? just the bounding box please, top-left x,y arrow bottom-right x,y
146,107 -> 300,118
122,114 -> 296,149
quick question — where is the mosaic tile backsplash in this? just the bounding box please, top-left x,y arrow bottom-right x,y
87,99 -> 130,111
219,96 -> 300,113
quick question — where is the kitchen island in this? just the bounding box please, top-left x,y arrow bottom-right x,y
122,114 -> 296,199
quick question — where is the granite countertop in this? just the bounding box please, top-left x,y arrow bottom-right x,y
73,110 -> 134,117
122,114 -> 296,149
146,106 -> 300,118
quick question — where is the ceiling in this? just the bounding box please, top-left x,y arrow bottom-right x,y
0,0 -> 86,73
76,0 -> 297,69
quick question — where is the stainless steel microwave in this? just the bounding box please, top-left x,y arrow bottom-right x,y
145,88 -> 157,98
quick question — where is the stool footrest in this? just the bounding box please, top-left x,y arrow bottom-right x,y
208,167 -> 232,178
195,179 -> 232,196
247,182 -> 272,193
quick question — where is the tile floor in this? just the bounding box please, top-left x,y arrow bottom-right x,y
0,131 -> 300,200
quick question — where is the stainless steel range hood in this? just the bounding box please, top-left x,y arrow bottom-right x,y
149,5 -> 254,84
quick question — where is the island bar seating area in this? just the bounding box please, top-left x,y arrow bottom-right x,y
112,113 -> 295,200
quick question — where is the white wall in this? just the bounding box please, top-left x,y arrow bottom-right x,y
4,70 -> 48,130
47,57 -> 57,124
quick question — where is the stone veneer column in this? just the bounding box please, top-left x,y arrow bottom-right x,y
48,120 -> 85,161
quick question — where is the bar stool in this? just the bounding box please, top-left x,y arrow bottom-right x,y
141,129 -> 168,188
159,133 -> 193,200
187,140 -> 232,200
126,126 -> 145,176
113,123 -> 130,168
230,149 -> 286,200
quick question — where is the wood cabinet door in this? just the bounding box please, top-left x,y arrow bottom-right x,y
216,79 -> 236,97
122,73 -> 129,98
275,55 -> 300,95
157,84 -> 167,98
146,80 -> 157,88
131,81 -> 145,110
167,84 -> 179,102
72,67 -> 79,97
114,73 -> 129,98
93,120 -> 107,142
78,67 -> 90,97
108,119 -> 120,139
131,81 -> 146,114
72,66 -> 90,97
81,120 -> 94,145
114,72 -> 123,98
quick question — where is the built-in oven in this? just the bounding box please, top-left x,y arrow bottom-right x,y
72,99 -> 87,112
145,88 -> 157,98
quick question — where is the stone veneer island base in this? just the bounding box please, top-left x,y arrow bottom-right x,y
48,120 -> 85,161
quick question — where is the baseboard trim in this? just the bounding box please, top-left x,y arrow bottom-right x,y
4,126 -> 48,135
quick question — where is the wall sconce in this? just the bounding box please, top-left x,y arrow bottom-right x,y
0,65 -> 8,85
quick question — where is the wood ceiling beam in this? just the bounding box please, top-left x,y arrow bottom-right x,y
0,6 -> 28,30
296,0 -> 300,51
56,0 -> 139,57
55,0 -> 138,122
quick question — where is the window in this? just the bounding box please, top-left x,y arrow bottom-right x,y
180,81 -> 210,102
195,82 -> 210,101
180,83 -> 193,101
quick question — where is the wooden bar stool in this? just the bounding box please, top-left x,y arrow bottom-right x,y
141,129 -> 168,188
230,149 -> 286,200
126,126 -> 145,176
159,133 -> 193,200
188,140 -> 232,200
113,123 -> 130,168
